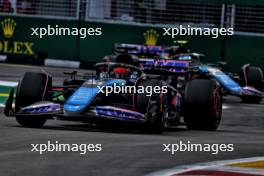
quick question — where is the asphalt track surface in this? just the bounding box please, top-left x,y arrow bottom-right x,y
0,63 -> 263,176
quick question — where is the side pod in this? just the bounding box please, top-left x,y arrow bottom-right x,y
4,88 -> 15,116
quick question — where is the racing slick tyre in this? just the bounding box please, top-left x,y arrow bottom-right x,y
241,66 -> 263,91
240,66 -> 263,103
183,79 -> 222,130
136,79 -> 168,133
15,72 -> 51,127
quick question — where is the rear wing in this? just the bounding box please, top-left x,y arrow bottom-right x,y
139,58 -> 199,75
114,43 -> 164,56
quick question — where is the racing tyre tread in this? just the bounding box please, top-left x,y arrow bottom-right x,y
183,79 -> 222,131
15,72 -> 51,127
136,79 -> 167,133
241,66 -> 263,103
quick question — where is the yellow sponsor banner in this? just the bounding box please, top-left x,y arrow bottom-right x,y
0,18 -> 35,56
0,93 -> 9,97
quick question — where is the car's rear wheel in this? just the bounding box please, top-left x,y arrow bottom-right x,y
240,66 -> 263,103
15,72 -> 51,127
241,66 -> 263,91
183,79 -> 222,130
136,79 -> 168,133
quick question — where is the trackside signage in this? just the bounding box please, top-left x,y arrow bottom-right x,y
0,18 -> 34,56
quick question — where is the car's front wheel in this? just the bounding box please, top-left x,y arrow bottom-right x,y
15,72 -> 51,127
136,79 -> 168,133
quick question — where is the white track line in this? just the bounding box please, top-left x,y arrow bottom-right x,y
0,80 -> 18,87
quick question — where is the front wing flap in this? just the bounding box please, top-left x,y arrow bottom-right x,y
91,106 -> 146,122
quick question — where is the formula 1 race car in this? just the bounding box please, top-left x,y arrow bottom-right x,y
103,41 -> 189,62
138,53 -> 264,103
4,62 -> 222,133
106,43 -> 264,103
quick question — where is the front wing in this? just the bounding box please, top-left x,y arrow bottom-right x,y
4,89 -> 146,123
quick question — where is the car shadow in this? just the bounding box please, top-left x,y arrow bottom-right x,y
9,122 -> 189,135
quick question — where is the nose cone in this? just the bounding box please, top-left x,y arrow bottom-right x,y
64,87 -> 99,115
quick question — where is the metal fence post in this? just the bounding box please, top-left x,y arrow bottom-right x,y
76,0 -> 81,20
85,0 -> 90,21
230,4 -> 236,29
221,4 -> 225,28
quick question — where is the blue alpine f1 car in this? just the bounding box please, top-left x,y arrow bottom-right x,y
108,43 -> 264,103
139,53 -> 263,103
4,62 -> 222,132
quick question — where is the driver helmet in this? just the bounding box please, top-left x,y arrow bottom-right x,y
112,67 -> 129,79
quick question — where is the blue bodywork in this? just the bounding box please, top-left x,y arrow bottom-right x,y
198,65 -> 243,95
64,79 -> 125,115
61,77 -> 146,121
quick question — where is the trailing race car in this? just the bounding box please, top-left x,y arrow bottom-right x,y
4,62 -> 222,133
137,53 -> 264,103
103,41 -> 189,63
105,43 -> 264,103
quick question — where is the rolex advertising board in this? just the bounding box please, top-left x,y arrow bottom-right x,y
0,18 -> 34,56
0,16 -> 78,61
